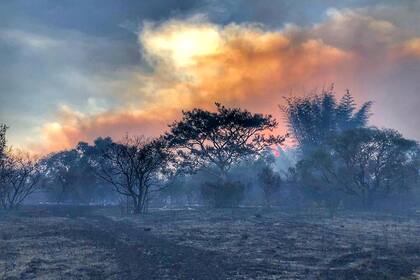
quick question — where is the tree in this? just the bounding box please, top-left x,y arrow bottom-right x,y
336,90 -> 371,131
0,124 -> 7,160
281,88 -> 372,154
0,126 -> 43,209
165,103 -> 285,207
166,103 -> 286,180
43,149 -> 83,203
294,149 -> 343,215
42,137 -> 116,204
0,150 -> 42,209
160,175 -> 198,208
0,124 -> 8,191
295,128 -> 419,209
97,136 -> 171,214
258,166 -> 282,207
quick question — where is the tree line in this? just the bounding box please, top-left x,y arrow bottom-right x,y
285,90 -> 418,213
0,89 -> 418,214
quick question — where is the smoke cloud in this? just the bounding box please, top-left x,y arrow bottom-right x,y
35,6 -> 420,153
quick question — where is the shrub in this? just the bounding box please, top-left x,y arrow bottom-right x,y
201,180 -> 246,208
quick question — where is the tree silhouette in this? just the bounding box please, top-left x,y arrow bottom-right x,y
258,165 -> 282,207
42,137 -> 116,204
0,124 -> 7,160
296,128 -> 419,208
0,124 -> 8,178
166,103 -> 286,207
0,151 -> 42,209
166,103 -> 286,180
0,129 -> 42,210
282,89 -> 372,153
97,136 -> 171,214
0,124 -> 9,207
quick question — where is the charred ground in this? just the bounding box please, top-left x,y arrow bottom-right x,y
1,206 -> 420,280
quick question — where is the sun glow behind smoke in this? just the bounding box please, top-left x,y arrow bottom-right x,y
272,148 -> 281,158
27,6 -> 420,153
142,22 -> 221,68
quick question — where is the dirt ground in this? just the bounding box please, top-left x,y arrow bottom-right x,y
0,206 -> 420,279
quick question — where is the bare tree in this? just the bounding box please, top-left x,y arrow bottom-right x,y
96,136 -> 171,214
0,124 -> 8,185
0,151 -> 42,209
0,124 -> 7,160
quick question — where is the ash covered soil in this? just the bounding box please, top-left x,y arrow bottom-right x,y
1,206 -> 420,279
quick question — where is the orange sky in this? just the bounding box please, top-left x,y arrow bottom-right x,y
26,8 -> 420,154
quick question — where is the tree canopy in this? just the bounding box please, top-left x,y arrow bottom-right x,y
295,127 -> 419,208
282,89 -> 372,153
97,136 -> 172,214
166,103 -> 286,179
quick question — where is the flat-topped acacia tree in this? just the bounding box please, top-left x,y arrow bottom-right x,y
165,103 -> 286,182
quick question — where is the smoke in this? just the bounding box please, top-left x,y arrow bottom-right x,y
35,6 -> 420,153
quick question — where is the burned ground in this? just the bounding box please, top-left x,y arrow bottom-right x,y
0,206 -> 419,279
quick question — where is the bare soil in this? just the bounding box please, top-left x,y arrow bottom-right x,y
0,206 -> 420,279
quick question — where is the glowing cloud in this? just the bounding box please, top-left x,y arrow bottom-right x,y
30,6 -> 420,153
141,20 -> 222,68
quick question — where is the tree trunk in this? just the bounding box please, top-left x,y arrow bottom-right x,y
132,196 -> 142,215
362,192 -> 374,210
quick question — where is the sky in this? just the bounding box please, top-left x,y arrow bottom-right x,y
0,0 -> 419,153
